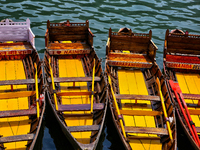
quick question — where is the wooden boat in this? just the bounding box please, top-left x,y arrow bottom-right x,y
105,28 -> 177,150
0,19 -> 45,150
163,29 -> 200,150
44,20 -> 107,150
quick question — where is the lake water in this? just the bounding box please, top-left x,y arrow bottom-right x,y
0,0 -> 199,149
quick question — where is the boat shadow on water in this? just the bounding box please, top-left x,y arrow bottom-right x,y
177,113 -> 193,150
43,97 -> 74,150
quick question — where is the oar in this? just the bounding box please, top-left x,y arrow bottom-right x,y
156,78 -> 173,142
49,58 -> 58,110
90,58 -> 95,114
169,80 -> 200,147
108,75 -> 126,138
34,63 -> 40,118
169,80 -> 200,146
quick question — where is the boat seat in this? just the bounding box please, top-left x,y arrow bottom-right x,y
196,127 -> 200,133
119,110 -> 163,116
0,91 -> 35,99
107,53 -> 152,68
58,103 -> 104,112
166,54 -> 200,64
0,79 -> 40,85
174,93 -> 200,107
122,103 -> 148,108
186,109 -> 200,115
0,108 -> 37,118
68,125 -> 100,132
47,43 -> 91,55
56,91 -> 95,97
115,94 -> 160,101
63,113 -> 93,117
182,93 -> 200,100
128,135 -> 161,140
0,42 -> 33,56
124,126 -> 168,135
165,54 -> 200,70
48,76 -> 101,83
0,134 -> 34,144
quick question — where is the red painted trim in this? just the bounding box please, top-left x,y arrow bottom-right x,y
166,55 -> 200,64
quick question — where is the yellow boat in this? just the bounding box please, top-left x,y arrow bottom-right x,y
163,29 -> 200,150
44,20 -> 108,150
0,19 -> 45,150
105,28 -> 177,150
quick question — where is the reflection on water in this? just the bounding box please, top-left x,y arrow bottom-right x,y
43,101 -> 74,150
0,0 -> 199,149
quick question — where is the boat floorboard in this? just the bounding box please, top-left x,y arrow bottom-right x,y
59,58 -> 93,144
176,73 -> 200,129
0,60 -> 30,149
118,69 -> 162,150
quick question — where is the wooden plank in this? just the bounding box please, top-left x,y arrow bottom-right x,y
110,42 -> 149,51
0,108 -> 36,118
68,125 -> 100,132
0,134 -> 34,144
111,36 -> 150,43
63,113 -> 93,117
124,126 -> 168,135
57,91 -> 93,97
166,55 -> 200,64
50,31 -> 87,36
167,48 -> 200,55
49,26 -> 88,32
167,36 -> 200,45
0,91 -> 35,99
196,127 -> 200,133
108,56 -> 152,63
0,50 -> 32,56
187,109 -> 200,115
0,79 -> 40,85
187,104 -> 200,108
108,53 -> 149,59
48,43 -> 89,49
0,42 -> 29,46
115,94 -> 160,101
123,103 -> 147,107
48,76 -> 101,83
108,60 -> 152,68
168,42 -> 200,50
183,93 -> 200,100
58,103 -> 104,112
128,135 -> 161,140
166,62 -> 200,70
50,35 -> 87,41
48,49 -> 90,55
119,110 -> 163,116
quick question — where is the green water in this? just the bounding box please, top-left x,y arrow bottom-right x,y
0,0 -> 200,149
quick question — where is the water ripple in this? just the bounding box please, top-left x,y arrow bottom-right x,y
0,0 -> 200,149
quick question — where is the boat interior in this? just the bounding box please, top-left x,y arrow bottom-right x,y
44,20 -> 107,145
0,19 -> 43,150
164,29 -> 200,136
106,28 -> 176,150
